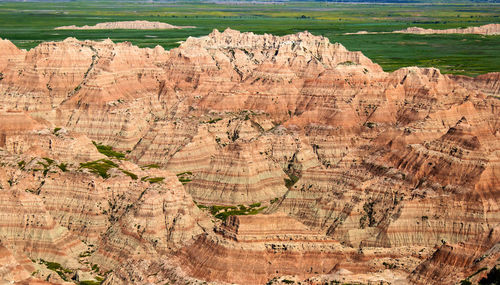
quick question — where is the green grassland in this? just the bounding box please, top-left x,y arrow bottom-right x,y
0,1 -> 499,76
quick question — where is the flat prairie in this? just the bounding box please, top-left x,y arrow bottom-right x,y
0,0 -> 498,75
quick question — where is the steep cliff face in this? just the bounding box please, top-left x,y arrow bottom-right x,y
409,225 -> 500,285
175,213 -> 358,285
186,142 -> 288,205
0,29 -> 498,284
0,38 -> 25,72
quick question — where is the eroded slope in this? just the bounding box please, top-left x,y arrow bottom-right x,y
0,29 -> 499,284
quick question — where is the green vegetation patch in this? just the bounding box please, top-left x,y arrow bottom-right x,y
79,249 -> 95,258
210,205 -> 237,215
39,259 -> 72,281
79,281 -> 102,285
270,197 -> 279,204
121,169 -> 138,180
198,203 -> 267,221
93,141 -> 125,159
42,157 -> 54,164
91,264 -> 100,272
142,163 -> 160,169
338,61 -> 358,66
365,122 -> 376,129
178,177 -> 192,184
35,157 -> 55,176
141,176 -> 165,184
57,162 -> 68,172
360,201 -> 376,229
204,117 -> 222,124
80,159 -> 118,179
176,171 -> 193,185
284,174 -> 299,188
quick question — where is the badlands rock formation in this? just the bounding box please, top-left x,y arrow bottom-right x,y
345,23 -> 500,35
176,213 -> 357,284
394,23 -> 500,35
0,29 -> 499,284
55,20 -> 195,30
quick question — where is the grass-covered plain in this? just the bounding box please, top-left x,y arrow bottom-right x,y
0,1 -> 498,76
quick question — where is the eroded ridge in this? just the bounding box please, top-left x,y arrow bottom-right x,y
55,20 -> 195,30
345,23 -> 500,35
0,29 -> 499,284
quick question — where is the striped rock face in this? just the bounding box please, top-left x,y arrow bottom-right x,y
0,29 -> 499,284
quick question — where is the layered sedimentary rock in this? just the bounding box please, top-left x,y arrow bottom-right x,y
90,173 -> 209,271
128,120 -> 200,168
0,111 -> 209,283
0,38 -> 25,71
0,243 -> 35,283
0,29 -> 499,284
409,225 -> 500,284
345,23 -> 500,35
0,112 -> 105,162
186,142 -> 288,205
218,212 -> 321,240
452,72 -> 500,96
394,23 -> 500,35
176,213 -> 357,284
102,257 -> 208,285
0,185 -> 86,268
0,111 -> 44,147
176,212 -> 433,284
55,20 -> 195,30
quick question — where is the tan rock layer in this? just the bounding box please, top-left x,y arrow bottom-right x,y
0,29 -> 499,285
55,20 -> 195,30
409,225 -> 500,284
345,23 -> 500,35
175,233 -> 355,285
